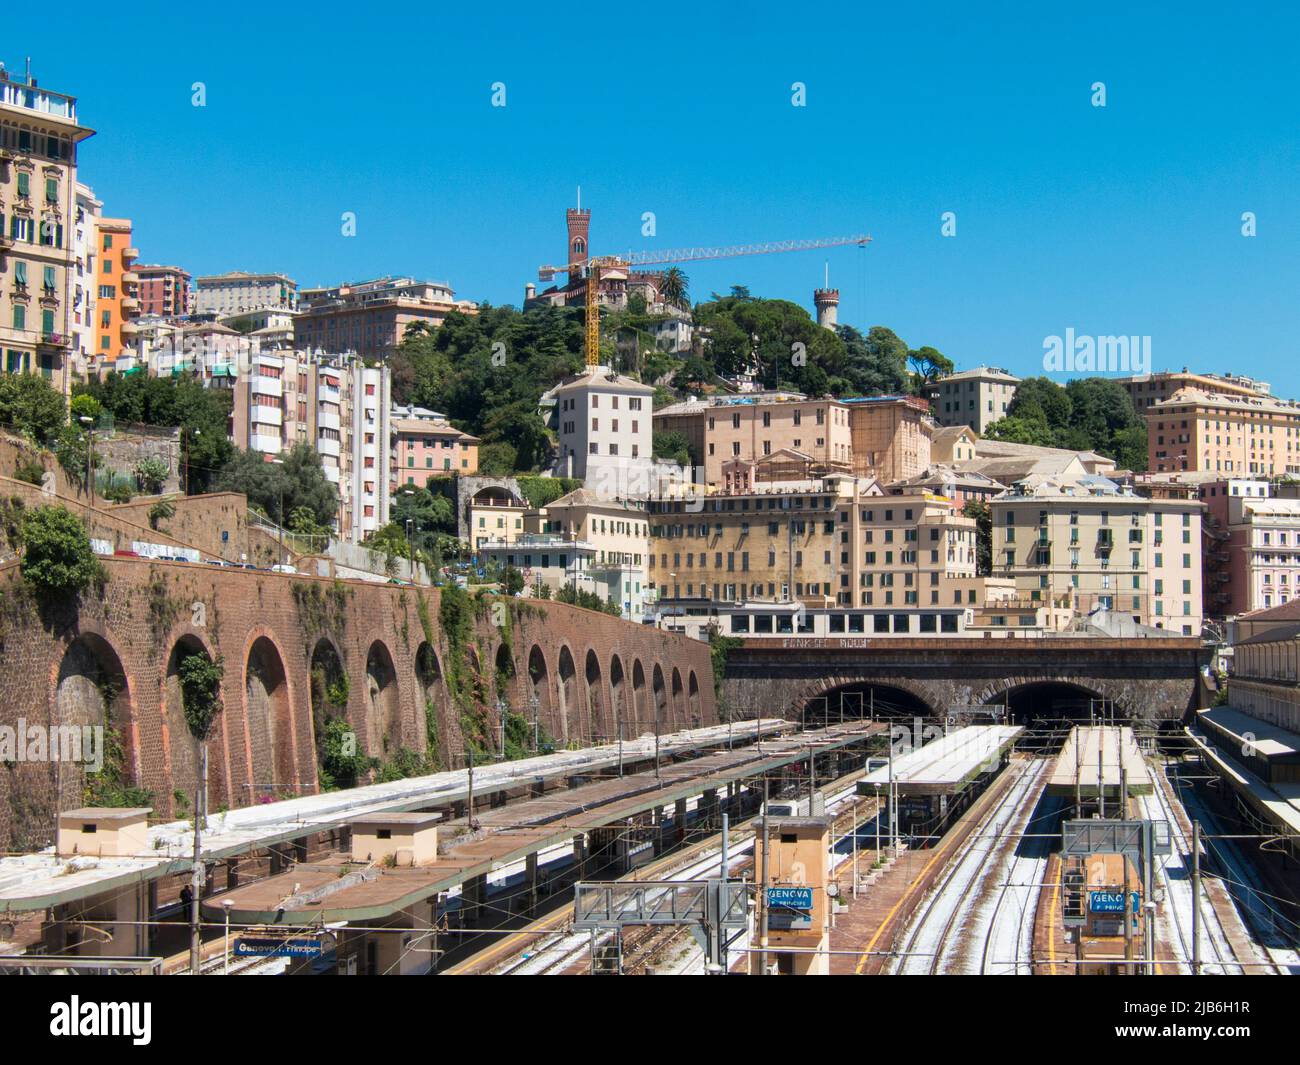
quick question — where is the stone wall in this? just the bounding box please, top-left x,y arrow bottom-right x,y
0,558 -> 717,850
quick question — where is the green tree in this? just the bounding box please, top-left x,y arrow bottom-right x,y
216,442 -> 338,528
653,429 -> 693,467
0,373 -> 67,443
658,266 -> 689,309
963,498 -> 992,576
477,442 -> 518,476
69,393 -> 103,425
907,346 -> 954,396
133,455 -> 169,494
178,652 -> 223,742
836,324 -> 909,396
503,566 -> 525,595
20,506 -> 102,595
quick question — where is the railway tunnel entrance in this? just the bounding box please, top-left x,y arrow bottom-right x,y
992,682 -> 1115,750
801,683 -> 935,729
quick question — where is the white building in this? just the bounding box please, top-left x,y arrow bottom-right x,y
69,182 -> 102,372
193,271 -> 298,316
543,366 -> 655,495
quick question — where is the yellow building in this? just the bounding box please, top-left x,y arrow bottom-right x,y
93,216 -> 139,362
1148,387 -> 1300,477
990,474 -> 1204,635
0,68 -> 95,393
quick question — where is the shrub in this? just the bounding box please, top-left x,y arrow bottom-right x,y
148,498 -> 176,530
13,457 -> 46,486
133,455 -> 169,494
177,652 -> 223,741
20,506 -> 102,595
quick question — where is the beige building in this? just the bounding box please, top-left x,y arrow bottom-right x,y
844,395 -> 933,483
0,68 -> 95,393
931,366 -> 1021,433
647,474 -> 978,612
1119,369 -> 1271,412
467,483 -> 529,549
294,276 -> 475,359
1148,387 -> 1300,477
932,424 -> 978,465
990,474 -> 1204,635
194,270 -> 297,316
544,365 -> 656,491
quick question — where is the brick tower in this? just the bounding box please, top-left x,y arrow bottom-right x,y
566,206 -> 591,268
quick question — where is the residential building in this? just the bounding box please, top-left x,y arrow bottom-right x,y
990,474 -> 1204,635
68,181 -> 101,370
646,474 -> 979,613
844,395 -> 933,483
134,264 -> 190,318
293,276 -> 475,359
931,366 -> 1021,433
194,270 -> 297,317
0,67 -> 95,392
92,217 -> 139,362
391,404 -> 479,490
1147,387 -> 1300,477
932,424 -> 978,465
1222,494 -> 1300,616
960,437 -> 1117,483
546,365 -> 656,492
888,465 -> 1006,506
466,483 -> 528,549
1118,369 -> 1271,412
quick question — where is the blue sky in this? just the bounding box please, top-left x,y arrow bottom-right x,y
10,3 -> 1298,390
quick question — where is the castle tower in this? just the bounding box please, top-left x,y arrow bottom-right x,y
814,288 -> 839,330
566,206 -> 591,269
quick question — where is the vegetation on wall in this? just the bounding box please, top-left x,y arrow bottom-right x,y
19,505 -> 103,597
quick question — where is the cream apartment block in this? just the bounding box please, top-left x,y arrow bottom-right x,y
931,366 -> 1021,434
68,181 -> 101,371
547,365 -> 656,492
1148,387 -> 1300,477
1224,495 -> 1300,615
990,474 -> 1204,635
1119,369 -> 1271,412
0,69 -> 94,393
230,349 -> 390,540
194,270 -> 297,316
293,276 -> 475,359
646,474 -> 978,613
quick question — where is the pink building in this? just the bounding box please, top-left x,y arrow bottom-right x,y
391,405 -> 479,491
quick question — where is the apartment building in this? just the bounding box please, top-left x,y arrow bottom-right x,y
990,474 -> 1204,635
1119,370 -> 1271,412
391,404 -> 479,490
93,217 -> 139,362
68,181 -> 101,370
0,68 -> 95,393
646,474 -> 979,614
844,395 -> 933,482
547,365 -> 656,491
467,483 -> 528,549
194,271 -> 297,316
1148,387 -> 1300,477
229,348 -> 390,540
135,264 -> 190,318
1221,494 -> 1300,615
931,366 -> 1021,433
293,277 -> 474,359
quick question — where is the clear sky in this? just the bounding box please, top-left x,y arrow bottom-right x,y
9,3 -> 1298,390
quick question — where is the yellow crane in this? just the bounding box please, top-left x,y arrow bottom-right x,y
538,233 -> 871,367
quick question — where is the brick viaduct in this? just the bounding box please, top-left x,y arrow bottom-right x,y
0,558 -> 716,851
722,637 -> 1212,726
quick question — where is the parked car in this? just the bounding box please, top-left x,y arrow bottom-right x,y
271,564 -> 297,575
112,550 -> 140,558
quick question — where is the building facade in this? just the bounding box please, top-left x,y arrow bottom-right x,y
1148,388 -> 1300,477
68,181 -> 101,371
194,271 -> 297,317
293,277 -> 474,359
1119,370 -> 1271,412
391,405 -> 480,490
91,217 -> 139,364
0,68 -> 95,393
135,264 -> 190,318
931,366 -> 1021,434
547,365 -> 656,491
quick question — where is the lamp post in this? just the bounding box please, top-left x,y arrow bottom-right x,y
401,488 -> 416,582
495,696 -> 507,760
529,692 -> 540,753
222,898 -> 234,976
182,427 -> 201,495
78,415 -> 94,506
270,457 -> 285,563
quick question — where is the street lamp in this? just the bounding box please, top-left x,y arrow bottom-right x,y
270,458 -> 286,563
529,692 -> 540,753
495,695 -> 507,760
182,427 -> 201,495
222,898 -> 234,976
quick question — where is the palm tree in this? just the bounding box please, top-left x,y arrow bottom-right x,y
658,266 -> 689,310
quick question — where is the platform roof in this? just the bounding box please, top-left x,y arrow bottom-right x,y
1047,726 -> 1152,797
1185,729 -> 1300,838
860,725 -> 1023,796
0,720 -> 790,914
1197,707 -> 1300,763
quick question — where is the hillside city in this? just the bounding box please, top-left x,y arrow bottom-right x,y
0,55 -> 1297,993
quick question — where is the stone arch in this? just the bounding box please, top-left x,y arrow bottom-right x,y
366,640 -> 401,757
557,645 -> 578,746
610,654 -> 627,738
162,632 -> 217,814
54,631 -> 136,810
528,645 -> 552,732
415,642 -> 448,767
795,676 -> 941,725
244,634 -> 294,801
652,664 -> 669,733
631,659 -> 647,731
494,642 -> 516,701
688,670 -> 702,721
671,668 -> 685,729
978,678 -> 1111,725
585,650 -> 606,742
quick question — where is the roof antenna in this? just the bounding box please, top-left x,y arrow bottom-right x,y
824,260 -> 829,288
576,185 -> 581,210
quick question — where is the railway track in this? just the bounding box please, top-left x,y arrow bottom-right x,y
889,757 -> 1051,975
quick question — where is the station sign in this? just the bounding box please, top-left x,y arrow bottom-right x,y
1088,890 -> 1141,914
234,935 -> 333,959
766,887 -> 814,930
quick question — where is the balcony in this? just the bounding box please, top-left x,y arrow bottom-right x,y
252,404 -> 282,426
318,409 -> 340,431
250,433 -> 282,454
120,295 -> 139,312
37,332 -> 71,350
318,383 -> 341,403
122,247 -> 139,261
317,435 -> 340,458
121,270 -> 139,285
120,321 -> 140,335
322,464 -> 340,483
251,375 -> 283,398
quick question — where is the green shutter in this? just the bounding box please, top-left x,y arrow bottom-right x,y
17,173 -> 29,197
13,306 -> 25,331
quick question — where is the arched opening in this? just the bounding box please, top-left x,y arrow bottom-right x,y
557,646 -> 578,746
585,650 -> 605,743
55,633 -> 134,809
163,635 -> 215,816
671,668 -> 685,729
610,655 -> 627,739
415,642 -> 446,769
993,682 -> 1110,730
366,640 -> 401,757
245,636 -> 292,801
652,664 -> 669,734
688,671 -> 702,721
528,645 -> 552,735
495,642 -> 515,700
800,682 -> 935,727
631,660 -> 647,731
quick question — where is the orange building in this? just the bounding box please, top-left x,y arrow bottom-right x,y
93,217 -> 138,361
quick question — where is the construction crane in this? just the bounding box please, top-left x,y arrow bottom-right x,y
538,233 -> 871,367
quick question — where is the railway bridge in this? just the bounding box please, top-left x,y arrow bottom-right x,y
722,636 -> 1212,726
0,558 -> 716,851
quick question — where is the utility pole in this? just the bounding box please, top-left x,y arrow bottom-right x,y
189,741 -> 207,974
1191,820 -> 1202,975
758,776 -> 770,975
719,812 -> 730,973
617,716 -> 623,778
